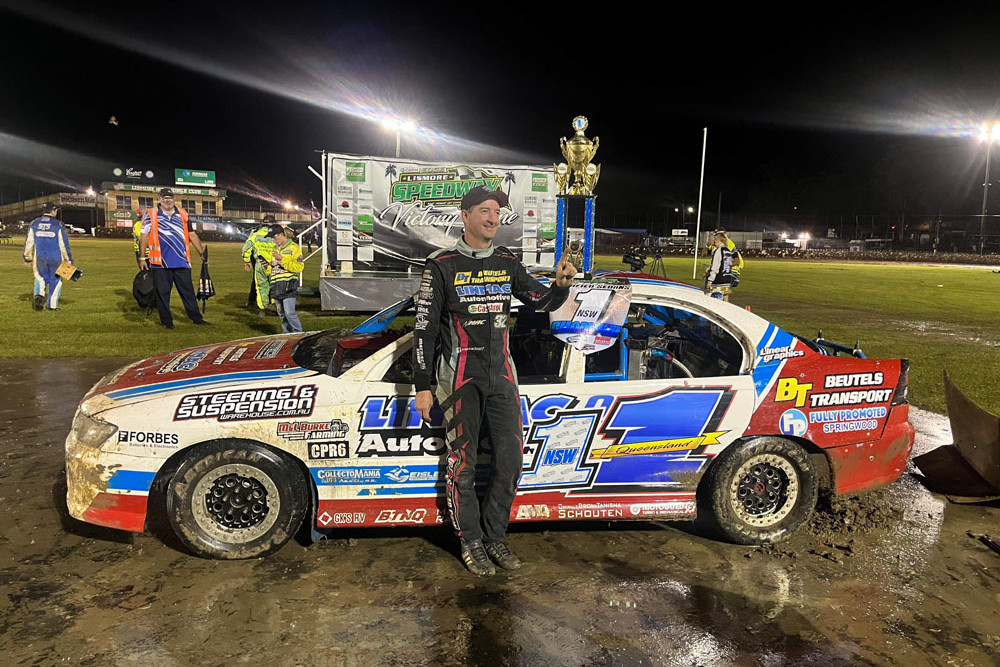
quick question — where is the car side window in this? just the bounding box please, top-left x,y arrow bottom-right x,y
509,308 -> 566,384
382,341 -> 416,384
585,302 -> 743,381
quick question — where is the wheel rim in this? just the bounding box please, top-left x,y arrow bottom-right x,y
729,454 -> 799,527
192,464 -> 280,543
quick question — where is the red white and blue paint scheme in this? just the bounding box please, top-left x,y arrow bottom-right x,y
66,272 -> 914,559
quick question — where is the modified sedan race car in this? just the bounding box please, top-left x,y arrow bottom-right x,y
66,273 -> 914,559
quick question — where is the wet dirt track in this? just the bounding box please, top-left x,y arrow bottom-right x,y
1,359 -> 998,667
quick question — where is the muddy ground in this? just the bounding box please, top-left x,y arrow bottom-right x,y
1,359 -> 998,666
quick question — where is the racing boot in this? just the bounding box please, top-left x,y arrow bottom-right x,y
33,295 -> 44,311
460,539 -> 496,577
484,541 -> 521,570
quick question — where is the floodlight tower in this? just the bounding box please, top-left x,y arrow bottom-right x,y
978,122 -> 1000,254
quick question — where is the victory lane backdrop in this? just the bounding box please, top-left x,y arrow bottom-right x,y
0,236 -> 997,416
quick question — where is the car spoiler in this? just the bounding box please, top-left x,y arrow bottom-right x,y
794,329 -> 866,359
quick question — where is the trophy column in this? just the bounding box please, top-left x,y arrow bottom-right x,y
555,194 -> 596,276
555,115 -> 600,277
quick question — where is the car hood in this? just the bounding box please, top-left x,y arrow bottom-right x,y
87,333 -> 313,406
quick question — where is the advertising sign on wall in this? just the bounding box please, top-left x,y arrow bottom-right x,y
175,169 -> 217,187
326,153 -> 558,269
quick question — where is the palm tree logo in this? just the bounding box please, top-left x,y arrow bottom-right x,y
385,164 -> 398,187
503,171 -> 516,196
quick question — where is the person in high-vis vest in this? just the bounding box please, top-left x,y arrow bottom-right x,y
241,214 -> 279,312
23,202 -> 73,311
138,188 -> 208,329
132,212 -> 149,269
266,224 -> 305,333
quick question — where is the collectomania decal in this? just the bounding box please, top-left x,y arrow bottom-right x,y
157,347 -> 215,374
174,385 -> 317,421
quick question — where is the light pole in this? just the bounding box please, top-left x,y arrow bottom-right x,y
979,122 -> 1000,254
382,118 -> 416,158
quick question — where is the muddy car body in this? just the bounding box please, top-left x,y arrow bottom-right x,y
66,274 -> 914,559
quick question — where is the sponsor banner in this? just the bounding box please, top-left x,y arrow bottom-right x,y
117,430 -> 179,448
327,153 -> 556,269
174,169 -> 216,187
254,340 -> 285,360
277,419 -> 349,440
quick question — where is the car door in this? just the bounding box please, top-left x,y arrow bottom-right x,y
520,295 -> 756,499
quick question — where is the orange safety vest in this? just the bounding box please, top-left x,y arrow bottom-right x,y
147,206 -> 190,266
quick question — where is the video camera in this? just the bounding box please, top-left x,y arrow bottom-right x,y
621,246 -> 648,271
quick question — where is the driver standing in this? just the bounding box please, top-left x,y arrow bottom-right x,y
413,186 -> 577,576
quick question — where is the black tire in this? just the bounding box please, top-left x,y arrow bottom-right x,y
701,437 -> 817,545
166,440 -> 308,559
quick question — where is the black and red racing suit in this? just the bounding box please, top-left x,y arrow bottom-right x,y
413,237 -> 568,544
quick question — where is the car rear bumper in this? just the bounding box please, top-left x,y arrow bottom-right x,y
828,404 -> 915,495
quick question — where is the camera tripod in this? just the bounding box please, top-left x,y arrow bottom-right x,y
648,253 -> 666,277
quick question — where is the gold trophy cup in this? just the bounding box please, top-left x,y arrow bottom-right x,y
559,116 -> 600,196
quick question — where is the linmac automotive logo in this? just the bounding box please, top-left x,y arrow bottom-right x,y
389,166 -> 503,207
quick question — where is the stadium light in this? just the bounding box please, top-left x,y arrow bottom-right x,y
85,186 -> 95,196
381,117 -> 418,158
977,121 -> 999,254
283,200 -> 293,210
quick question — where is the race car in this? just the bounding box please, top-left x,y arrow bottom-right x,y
65,273 -> 914,559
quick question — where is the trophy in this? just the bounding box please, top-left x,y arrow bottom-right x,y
559,116 -> 600,196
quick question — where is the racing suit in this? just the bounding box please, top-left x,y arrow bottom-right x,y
242,226 -> 277,309
23,215 -> 72,309
413,238 -> 569,544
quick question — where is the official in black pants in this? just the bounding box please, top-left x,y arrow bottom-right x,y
152,266 -> 204,329
137,188 -> 209,330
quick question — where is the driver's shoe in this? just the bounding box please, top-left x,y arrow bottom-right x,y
460,539 -> 496,577
484,541 -> 521,570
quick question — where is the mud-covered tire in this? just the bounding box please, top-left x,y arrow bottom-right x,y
166,441 -> 308,559
701,437 -> 817,545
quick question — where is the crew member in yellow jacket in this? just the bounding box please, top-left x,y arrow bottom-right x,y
241,215 -> 279,312
266,224 -> 305,333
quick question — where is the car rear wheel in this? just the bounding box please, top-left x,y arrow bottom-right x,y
702,437 -> 817,545
166,440 -> 308,559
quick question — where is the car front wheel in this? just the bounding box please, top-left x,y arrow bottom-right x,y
702,437 -> 817,545
166,440 -> 308,559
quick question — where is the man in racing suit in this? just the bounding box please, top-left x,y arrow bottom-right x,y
23,203 -> 73,311
413,185 -> 577,576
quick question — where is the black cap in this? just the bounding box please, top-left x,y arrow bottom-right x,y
159,188 -> 174,198
266,224 -> 287,238
42,202 -> 58,213
262,214 -> 276,224
460,185 -> 509,210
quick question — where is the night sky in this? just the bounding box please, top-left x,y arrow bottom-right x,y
4,1 -> 1000,225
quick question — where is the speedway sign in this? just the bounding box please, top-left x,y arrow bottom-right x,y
326,153 -> 558,269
